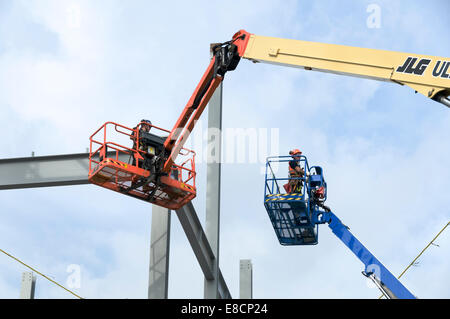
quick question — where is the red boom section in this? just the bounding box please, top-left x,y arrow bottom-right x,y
232,29 -> 252,56
89,122 -> 196,210
162,30 -> 252,173
162,57 -> 222,173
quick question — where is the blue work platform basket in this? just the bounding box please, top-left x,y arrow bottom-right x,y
264,155 -> 327,246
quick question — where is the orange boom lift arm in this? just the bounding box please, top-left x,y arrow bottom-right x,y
162,31 -> 251,172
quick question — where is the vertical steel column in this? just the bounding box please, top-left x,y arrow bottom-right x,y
204,50 -> 223,298
239,260 -> 253,299
19,272 -> 36,299
148,205 -> 171,299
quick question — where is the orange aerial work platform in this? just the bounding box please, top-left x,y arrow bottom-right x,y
88,121 -> 196,210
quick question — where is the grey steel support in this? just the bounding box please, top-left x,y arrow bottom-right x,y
0,152 -> 128,190
364,272 -> 397,299
176,202 -> 231,299
19,272 -> 36,299
239,260 -> 253,299
148,205 -> 171,299
204,77 -> 223,299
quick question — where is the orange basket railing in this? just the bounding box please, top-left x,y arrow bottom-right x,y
89,121 -> 196,190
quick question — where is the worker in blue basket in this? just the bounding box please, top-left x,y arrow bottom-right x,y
286,149 -> 305,193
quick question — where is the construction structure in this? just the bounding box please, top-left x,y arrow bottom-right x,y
19,272 -> 36,299
1,29 -> 450,298
88,32 -> 450,211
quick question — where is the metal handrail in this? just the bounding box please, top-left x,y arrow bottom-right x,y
264,155 -> 312,198
89,121 -> 197,189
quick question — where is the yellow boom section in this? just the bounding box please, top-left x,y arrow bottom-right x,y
242,33 -> 450,106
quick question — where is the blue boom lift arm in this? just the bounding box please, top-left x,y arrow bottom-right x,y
315,208 -> 416,299
264,155 -> 416,299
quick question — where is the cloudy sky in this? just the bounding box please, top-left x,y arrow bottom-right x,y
0,0 -> 449,299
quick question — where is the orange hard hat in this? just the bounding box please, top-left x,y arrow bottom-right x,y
289,149 -> 302,156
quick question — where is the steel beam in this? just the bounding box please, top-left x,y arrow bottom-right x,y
218,270 -> 232,300
176,201 -> 231,299
204,75 -> 223,298
19,272 -> 36,299
239,259 -> 253,299
0,152 -> 128,190
148,205 -> 171,299
0,153 -> 90,189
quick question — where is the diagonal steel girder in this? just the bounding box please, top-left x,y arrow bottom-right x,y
0,152 -> 231,298
176,201 -> 231,299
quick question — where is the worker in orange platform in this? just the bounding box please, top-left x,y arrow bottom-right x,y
130,119 -> 154,169
129,119 -> 157,193
133,119 -> 152,153
286,149 -> 305,193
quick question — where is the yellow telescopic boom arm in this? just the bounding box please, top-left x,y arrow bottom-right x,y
233,30 -> 450,107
